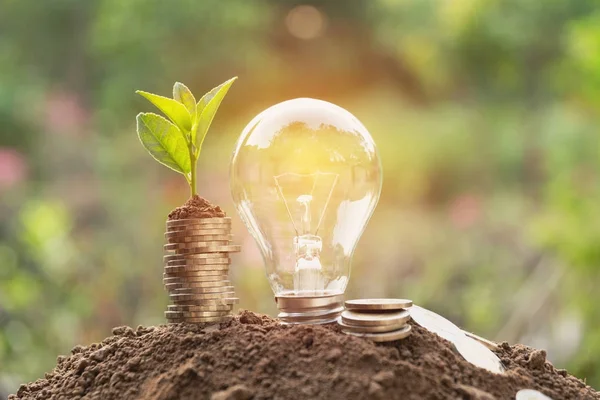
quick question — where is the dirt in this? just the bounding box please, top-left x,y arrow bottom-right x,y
168,195 -> 226,220
10,311 -> 598,400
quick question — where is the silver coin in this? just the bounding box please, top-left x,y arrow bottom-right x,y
343,325 -> 411,342
166,217 -> 231,226
463,330 -> 499,350
171,285 -> 235,294
337,317 -> 408,333
409,305 -> 465,343
515,390 -> 553,400
341,310 -> 410,327
345,298 -> 413,311
453,336 -> 505,374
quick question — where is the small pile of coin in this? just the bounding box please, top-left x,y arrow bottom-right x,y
338,298 -> 413,342
163,217 -> 240,324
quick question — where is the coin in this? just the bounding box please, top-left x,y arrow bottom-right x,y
170,297 -> 239,306
164,265 -> 229,274
166,316 -> 233,323
164,253 -> 230,261
453,336 -> 505,374
515,389 -> 553,400
170,292 -> 235,301
341,310 -> 410,327
165,258 -> 230,266
344,298 -> 413,311
276,294 -> 344,310
166,259 -> 231,267
164,280 -> 231,290
165,229 -> 231,237
408,305 -> 465,343
463,330 -> 499,350
166,218 -> 231,226
163,274 -> 228,282
166,239 -> 231,247
165,232 -> 232,240
172,285 -> 235,294
165,310 -> 231,318
163,244 -> 241,254
163,275 -> 231,284
168,304 -> 232,312
343,324 -> 411,342
337,318 -> 408,333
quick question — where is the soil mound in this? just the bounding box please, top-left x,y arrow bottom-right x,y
10,311 -> 598,400
168,195 -> 225,220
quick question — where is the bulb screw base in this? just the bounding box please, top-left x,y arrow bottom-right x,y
275,294 -> 344,324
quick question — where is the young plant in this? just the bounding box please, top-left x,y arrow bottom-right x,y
135,77 -> 237,196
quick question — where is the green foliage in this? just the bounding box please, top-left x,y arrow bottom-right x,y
136,78 -> 237,195
135,113 -> 191,175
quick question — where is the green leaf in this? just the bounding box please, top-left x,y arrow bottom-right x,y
194,76 -> 237,149
136,90 -> 192,134
136,112 -> 191,175
173,82 -> 196,116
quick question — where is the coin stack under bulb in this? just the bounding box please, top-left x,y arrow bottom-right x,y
163,217 -> 240,323
338,299 -> 413,342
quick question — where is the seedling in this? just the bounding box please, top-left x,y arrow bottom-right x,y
135,77 -> 237,196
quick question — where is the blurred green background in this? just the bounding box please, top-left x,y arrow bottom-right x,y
1,0 -> 600,394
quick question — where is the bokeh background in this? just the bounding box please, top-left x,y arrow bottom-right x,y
1,0 -> 600,394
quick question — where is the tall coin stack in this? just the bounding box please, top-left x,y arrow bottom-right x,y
163,217 -> 240,323
338,298 -> 414,342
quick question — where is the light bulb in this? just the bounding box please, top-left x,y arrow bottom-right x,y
230,98 -> 382,323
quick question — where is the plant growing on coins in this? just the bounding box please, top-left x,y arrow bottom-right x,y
136,77 -> 237,196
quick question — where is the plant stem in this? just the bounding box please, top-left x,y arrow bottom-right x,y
189,146 -> 197,197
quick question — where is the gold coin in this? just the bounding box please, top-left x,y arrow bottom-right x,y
164,280 -> 231,290
164,264 -> 229,273
172,286 -> 235,294
163,275 -> 231,284
164,268 -> 229,276
165,229 -> 230,237
166,218 -> 231,226
343,325 -> 411,342
341,310 -> 411,327
163,274 -> 228,282
170,291 -> 235,301
167,304 -> 232,312
165,233 -> 232,240
164,258 -> 230,266
163,245 -> 241,254
337,318 -> 408,333
166,259 -> 231,267
344,298 -> 413,312
165,310 -> 231,318
163,242 -> 237,250
166,224 -> 231,232
164,253 -> 229,261
165,237 -> 231,246
166,316 -> 233,324
170,297 -> 240,306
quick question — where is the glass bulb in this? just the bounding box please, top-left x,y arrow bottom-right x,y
230,98 -> 382,323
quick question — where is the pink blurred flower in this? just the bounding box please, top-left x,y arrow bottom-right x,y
449,194 -> 481,229
44,90 -> 88,135
0,148 -> 28,189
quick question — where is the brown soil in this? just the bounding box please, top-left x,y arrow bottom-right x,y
10,311 -> 598,400
168,195 -> 226,220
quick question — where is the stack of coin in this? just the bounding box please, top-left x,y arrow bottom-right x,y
338,299 -> 413,342
163,217 -> 240,324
